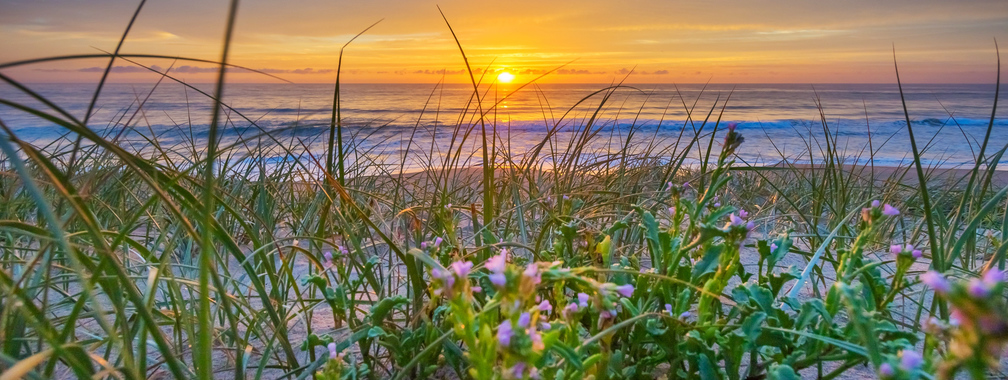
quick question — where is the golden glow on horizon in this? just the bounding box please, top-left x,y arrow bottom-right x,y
496,72 -> 515,83
1,0 -> 1003,83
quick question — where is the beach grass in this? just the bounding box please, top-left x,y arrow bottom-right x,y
1,5 -> 1007,380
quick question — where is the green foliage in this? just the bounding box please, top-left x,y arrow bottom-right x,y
1,7 -> 1006,379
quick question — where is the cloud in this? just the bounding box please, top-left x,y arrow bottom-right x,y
556,68 -> 593,75
257,67 -> 335,74
77,65 -> 155,73
653,69 -> 669,75
412,69 -> 468,75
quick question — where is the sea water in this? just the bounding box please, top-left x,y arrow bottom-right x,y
1,82 -> 1006,173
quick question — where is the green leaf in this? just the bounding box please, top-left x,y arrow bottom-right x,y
766,363 -> 799,380
370,296 -> 408,326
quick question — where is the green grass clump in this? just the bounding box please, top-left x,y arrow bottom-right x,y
2,4 -> 1008,380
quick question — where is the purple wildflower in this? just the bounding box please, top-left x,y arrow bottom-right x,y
486,251 -> 507,273
562,303 -> 579,319
420,241 -> 428,250
472,286 -> 482,293
451,261 -> 473,278
878,363 -> 894,378
872,200 -> 881,208
433,237 -> 443,248
666,181 -> 674,191
679,311 -> 691,319
497,321 -> 513,346
539,322 -> 552,330
517,312 -> 531,328
890,244 -> 903,255
882,204 -> 900,216
339,245 -> 349,255
967,278 -> 990,298
433,268 -> 455,289
912,249 -> 922,259
665,303 -> 673,315
745,221 -> 755,231
920,271 -> 951,294
487,272 -> 504,286
327,342 -> 338,360
668,206 -> 676,216
899,350 -> 923,371
577,293 -> 590,308
729,213 -> 744,226
323,251 -> 333,263
509,362 -> 526,378
538,300 -> 552,312
599,309 -> 614,321
489,273 -> 507,288
982,268 -> 1005,286
738,209 -> 749,219
615,284 -> 634,298
770,242 -> 778,252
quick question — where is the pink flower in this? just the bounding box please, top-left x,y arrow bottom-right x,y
911,249 -> 922,259
486,252 -> 507,273
615,284 -> 634,298
738,209 -> 749,219
729,213 -> 745,226
420,241 -> 428,250
920,271 -> 950,294
524,264 -> 541,285
497,321 -> 513,346
451,261 -> 473,278
562,303 -> 579,319
882,204 -> 900,216
472,286 -> 482,293
890,245 -> 903,255
433,237 -> 443,247
323,251 -> 333,263
871,200 -> 881,208
745,221 -> 755,231
599,309 -> 614,322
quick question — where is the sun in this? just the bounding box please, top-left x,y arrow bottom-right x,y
496,72 -> 515,83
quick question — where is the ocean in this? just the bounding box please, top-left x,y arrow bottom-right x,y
1,82 -> 1006,172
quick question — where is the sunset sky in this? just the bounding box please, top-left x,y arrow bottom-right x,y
1,0 -> 1005,84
